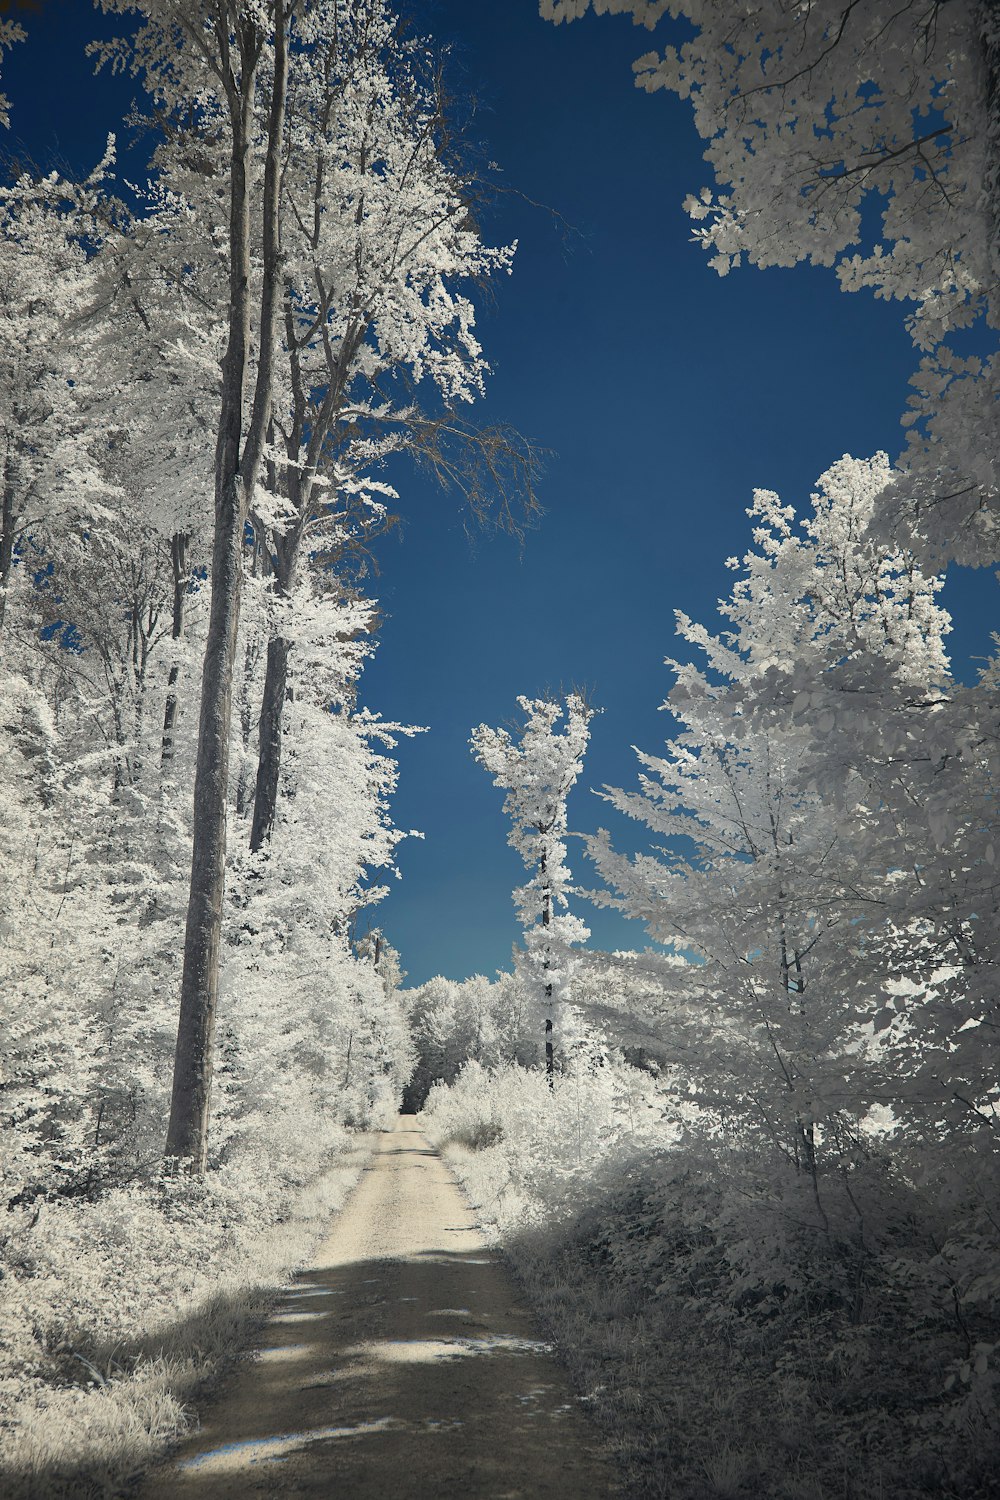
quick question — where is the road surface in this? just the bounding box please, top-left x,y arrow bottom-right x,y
141,1115 -> 617,1499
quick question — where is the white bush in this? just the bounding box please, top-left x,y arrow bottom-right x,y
422,1049 -> 678,1233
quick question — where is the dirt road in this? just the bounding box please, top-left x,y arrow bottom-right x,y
142,1116 -> 616,1499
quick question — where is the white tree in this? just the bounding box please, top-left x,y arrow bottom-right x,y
90,179 -> 227,772
472,694 -> 595,1080
542,0 -> 1000,571
0,18 -> 23,130
590,456 -> 955,1192
95,0 -> 297,1169
242,0 -> 525,855
0,162 -> 117,644
541,0 -> 1000,1218
94,0 -> 529,1167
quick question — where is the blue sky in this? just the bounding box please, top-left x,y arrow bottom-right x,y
6,1 -> 995,987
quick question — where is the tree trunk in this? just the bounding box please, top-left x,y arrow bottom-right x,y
541,857 -> 554,1088
980,1 -> 1000,285
235,630 -> 263,818
161,531 -> 189,768
247,496 -> 305,852
249,631 -> 290,852
165,7 -> 289,1171
165,481 -> 246,1166
0,446 -> 16,640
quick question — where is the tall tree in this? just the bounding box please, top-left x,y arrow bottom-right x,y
99,0 -> 534,1168
543,0 -> 1000,1190
589,455 -> 956,1176
103,0 -> 292,1169
472,694 -> 595,1080
244,0 -> 528,855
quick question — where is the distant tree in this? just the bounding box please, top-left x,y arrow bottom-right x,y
472,694 -> 595,1081
402,973 -> 515,1109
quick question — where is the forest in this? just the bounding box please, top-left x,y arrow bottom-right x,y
0,1 -> 998,1497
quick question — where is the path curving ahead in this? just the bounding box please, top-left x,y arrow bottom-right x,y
142,1115 -> 617,1499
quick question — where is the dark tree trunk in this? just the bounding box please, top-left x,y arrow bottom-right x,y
249,631 -> 290,852
165,483 -> 246,1166
980,1 -> 1000,282
165,7 -> 289,1172
0,447 -> 16,639
161,532 -> 189,767
541,858 -> 554,1088
247,514 -> 302,851
235,631 -> 262,818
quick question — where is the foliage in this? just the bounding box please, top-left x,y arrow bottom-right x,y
0,1148 -> 366,1499
426,1059 -> 1000,1500
3,2 -> 1000,1494
588,455 -> 963,1158
471,695 -> 595,1068
441,446 -> 999,1496
0,1 -> 438,1476
402,970 -> 558,1110
541,0 -> 1000,573
423,1052 -> 676,1228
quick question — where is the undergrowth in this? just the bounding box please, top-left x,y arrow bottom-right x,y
0,1131 -> 373,1499
423,1062 -> 1000,1500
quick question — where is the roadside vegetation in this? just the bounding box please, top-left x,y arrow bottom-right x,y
422,1033 -> 1000,1500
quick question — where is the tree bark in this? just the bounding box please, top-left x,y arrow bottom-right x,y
980,1 -> 1000,284
165,7 -> 289,1171
541,854 -> 554,1087
235,630 -> 263,818
0,445 -> 16,640
165,481 -> 246,1166
249,630 -> 290,852
161,531 -> 189,768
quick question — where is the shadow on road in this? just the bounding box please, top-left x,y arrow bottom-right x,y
134,1246 -> 605,1498
0,1123 -> 615,1500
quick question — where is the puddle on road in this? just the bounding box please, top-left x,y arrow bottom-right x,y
299,1367 -> 355,1389
256,1344 -> 313,1363
177,1417 -> 400,1474
345,1335 -> 555,1365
